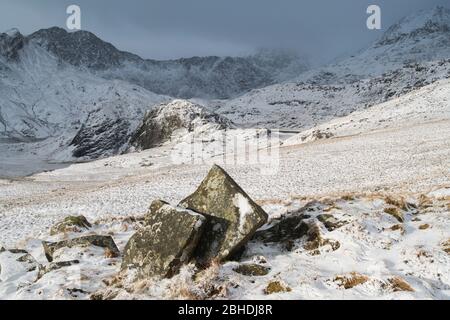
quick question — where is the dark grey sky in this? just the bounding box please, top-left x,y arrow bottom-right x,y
0,0 -> 448,62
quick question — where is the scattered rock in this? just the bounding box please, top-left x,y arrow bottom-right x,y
38,260 -> 80,279
388,277 -> 414,292
180,165 -> 268,264
264,280 -> 291,294
0,249 -> 42,284
384,207 -> 404,223
121,200 -> 205,279
303,223 -> 340,254
233,264 -> 271,276
317,214 -> 346,231
334,272 -> 369,289
50,215 -> 92,235
253,214 -> 310,243
43,235 -> 120,262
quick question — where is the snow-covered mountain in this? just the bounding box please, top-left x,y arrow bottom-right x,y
0,29 -> 169,159
28,27 -> 308,99
216,6 -> 450,129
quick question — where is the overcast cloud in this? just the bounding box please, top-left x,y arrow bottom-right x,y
0,0 -> 448,63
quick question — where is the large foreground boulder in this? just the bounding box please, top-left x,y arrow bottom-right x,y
180,165 -> 268,264
121,200 -> 205,279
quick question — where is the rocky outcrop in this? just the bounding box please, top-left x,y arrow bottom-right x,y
180,165 -> 268,264
130,100 -> 233,150
121,200 -> 205,278
50,215 -> 92,235
43,235 -> 120,262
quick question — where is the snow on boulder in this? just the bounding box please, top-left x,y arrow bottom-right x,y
179,165 -> 268,264
129,100 -> 233,150
42,235 -> 120,262
121,200 -> 205,279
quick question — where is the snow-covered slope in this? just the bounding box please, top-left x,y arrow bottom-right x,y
28,28 -> 308,99
216,6 -> 450,129
285,78 -> 450,146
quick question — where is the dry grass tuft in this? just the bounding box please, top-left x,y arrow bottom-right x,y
264,280 -> 292,295
334,272 -> 369,289
167,261 -> 227,300
418,194 -> 433,209
418,224 -> 430,230
384,207 -> 404,223
388,277 -> 414,292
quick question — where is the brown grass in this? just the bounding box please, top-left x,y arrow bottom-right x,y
334,272 -> 369,289
264,281 -> 292,295
384,207 -> 404,223
418,194 -> 433,209
418,224 -> 430,230
388,277 -> 414,292
385,196 -> 410,211
441,239 -> 450,254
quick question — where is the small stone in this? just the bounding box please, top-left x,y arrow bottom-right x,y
233,264 -> 271,276
317,214 -> 346,231
42,235 -> 120,262
50,215 -> 92,236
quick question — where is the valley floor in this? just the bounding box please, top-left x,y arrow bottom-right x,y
0,119 -> 449,299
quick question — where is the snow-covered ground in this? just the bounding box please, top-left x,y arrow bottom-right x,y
0,116 -> 449,299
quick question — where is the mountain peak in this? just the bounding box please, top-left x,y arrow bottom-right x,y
0,28 -> 25,61
378,6 -> 450,45
3,28 -> 22,38
28,27 -> 141,69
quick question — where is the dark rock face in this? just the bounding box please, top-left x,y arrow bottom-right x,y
70,116 -> 131,159
50,215 -> 92,236
42,235 -> 120,262
121,200 -> 205,279
180,165 -> 268,264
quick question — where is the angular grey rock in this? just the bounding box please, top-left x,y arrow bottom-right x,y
42,235 -> 120,262
121,200 -> 205,279
179,165 -> 268,264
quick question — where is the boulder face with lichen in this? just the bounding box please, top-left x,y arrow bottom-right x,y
180,164 -> 268,264
121,200 -> 205,279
